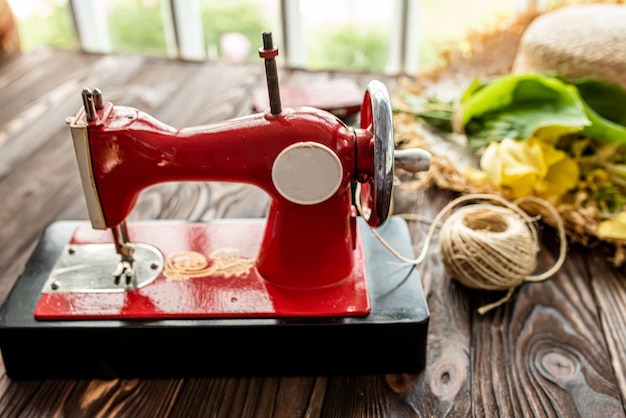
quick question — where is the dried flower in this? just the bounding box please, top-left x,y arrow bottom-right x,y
598,212 -> 626,240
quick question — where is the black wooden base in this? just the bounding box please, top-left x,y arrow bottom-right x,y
0,218 -> 429,380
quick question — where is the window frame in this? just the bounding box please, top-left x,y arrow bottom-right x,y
68,0 -> 532,74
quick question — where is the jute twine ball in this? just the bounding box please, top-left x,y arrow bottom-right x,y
438,203 -> 538,291
358,188 -> 566,314
513,4 -> 626,89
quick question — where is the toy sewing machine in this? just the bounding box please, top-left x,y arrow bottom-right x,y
0,32 -> 430,380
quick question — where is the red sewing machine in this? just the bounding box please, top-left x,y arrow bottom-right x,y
0,32 -> 430,379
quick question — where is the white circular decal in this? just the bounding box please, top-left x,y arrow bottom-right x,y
271,142 -> 343,205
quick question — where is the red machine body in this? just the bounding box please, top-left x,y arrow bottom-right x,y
32,32 -> 413,321
34,92 -> 385,320
82,102 -> 374,290
34,221 -> 370,320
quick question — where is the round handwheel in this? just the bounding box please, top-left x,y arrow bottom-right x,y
359,80 -> 394,228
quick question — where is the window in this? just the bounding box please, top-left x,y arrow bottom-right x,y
8,0 -> 537,73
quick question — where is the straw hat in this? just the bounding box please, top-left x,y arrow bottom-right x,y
513,4 -> 626,89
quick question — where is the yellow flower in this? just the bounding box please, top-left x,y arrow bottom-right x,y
463,167 -> 489,184
598,212 -> 626,240
480,137 -> 579,199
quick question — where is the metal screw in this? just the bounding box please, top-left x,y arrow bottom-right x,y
81,87 -> 96,121
93,88 -> 104,110
51,281 -> 60,290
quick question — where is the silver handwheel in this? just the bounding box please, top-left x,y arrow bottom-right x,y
359,80 -> 394,228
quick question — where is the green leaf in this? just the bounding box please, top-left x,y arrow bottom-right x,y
416,109 -> 454,132
579,104 -> 626,144
395,92 -> 454,132
459,74 -> 591,150
569,79 -> 626,144
571,79 -> 626,126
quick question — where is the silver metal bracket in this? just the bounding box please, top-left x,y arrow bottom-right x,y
41,243 -> 164,293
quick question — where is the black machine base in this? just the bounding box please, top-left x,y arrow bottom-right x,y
0,218 -> 429,380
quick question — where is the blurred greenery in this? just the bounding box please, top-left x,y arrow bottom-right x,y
107,0 -> 169,55
13,0 -> 465,71
16,2 -> 76,51
200,0 -> 270,61
306,24 -> 388,72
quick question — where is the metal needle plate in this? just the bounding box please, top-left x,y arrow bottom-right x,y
41,243 -> 164,293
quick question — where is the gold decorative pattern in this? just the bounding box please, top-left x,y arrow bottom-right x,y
164,249 -> 254,281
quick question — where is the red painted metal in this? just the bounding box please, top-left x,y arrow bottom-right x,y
34,222 -> 370,320
258,46 -> 279,59
76,102 -> 375,290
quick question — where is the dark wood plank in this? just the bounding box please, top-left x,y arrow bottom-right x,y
58,379 -> 182,417
471,242 -> 625,417
587,249 -> 626,409
272,377 -> 327,418
11,380 -> 78,418
0,48 -> 98,127
321,375 -> 415,417
0,52 -> 147,157
383,186 -> 472,417
142,61 -> 261,128
0,125 -> 83,300
0,376 -> 42,417
168,376 -> 326,418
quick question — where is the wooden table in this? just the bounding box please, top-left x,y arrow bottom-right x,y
1,48 -> 625,417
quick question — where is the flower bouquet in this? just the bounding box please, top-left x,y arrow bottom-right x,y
395,2 -> 626,265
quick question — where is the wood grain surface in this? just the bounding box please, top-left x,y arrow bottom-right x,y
0,48 -> 625,417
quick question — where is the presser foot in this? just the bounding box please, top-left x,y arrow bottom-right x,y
112,260 -> 136,288
111,227 -> 137,288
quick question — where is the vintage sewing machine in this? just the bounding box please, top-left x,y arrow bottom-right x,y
0,32 -> 430,379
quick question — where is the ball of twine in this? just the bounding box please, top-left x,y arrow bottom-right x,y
358,189 -> 567,314
438,203 -> 538,292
